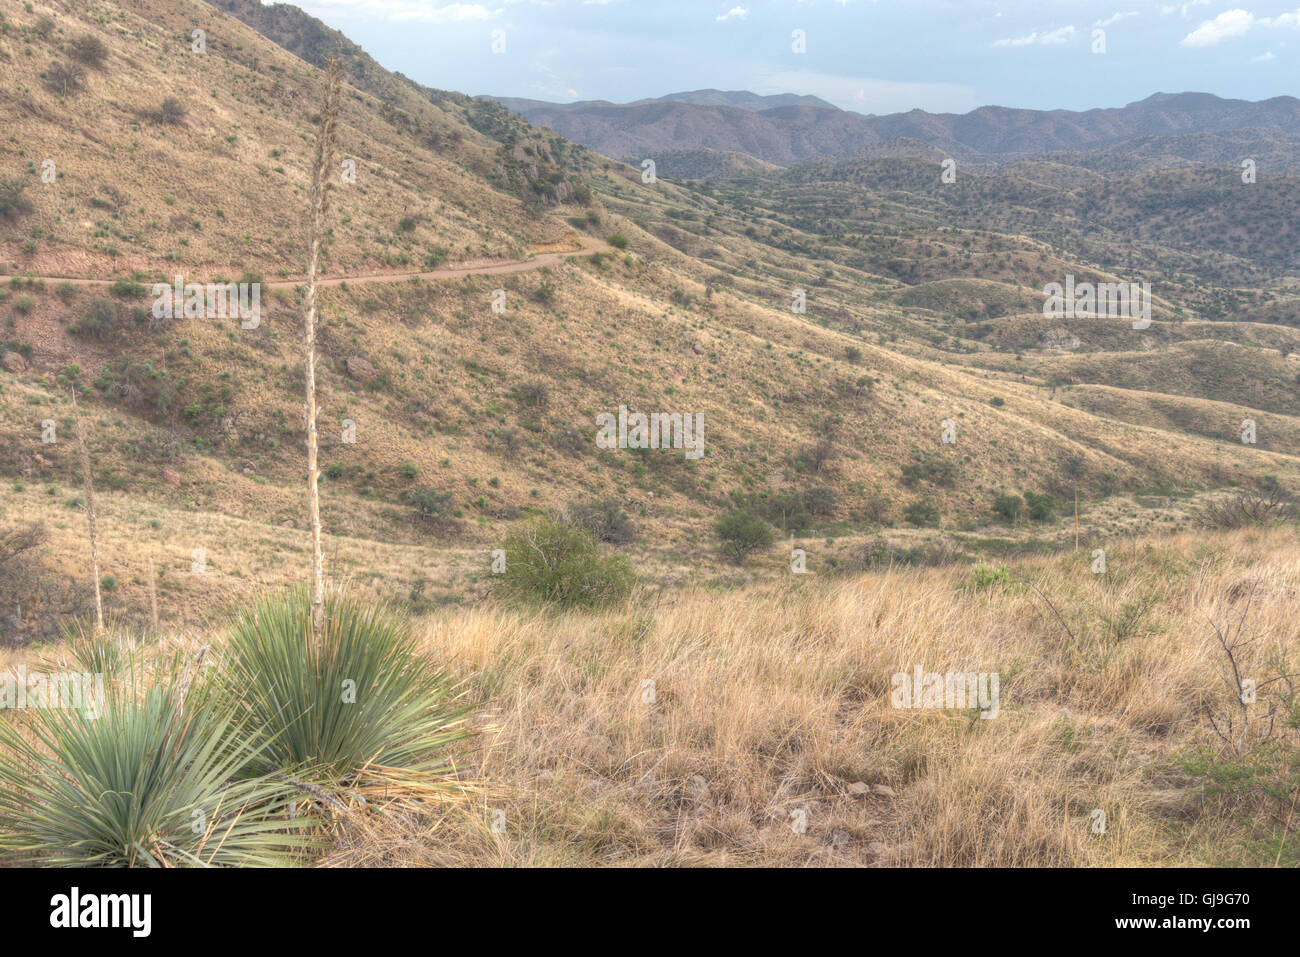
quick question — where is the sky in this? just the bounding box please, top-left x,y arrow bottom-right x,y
274,0 -> 1300,114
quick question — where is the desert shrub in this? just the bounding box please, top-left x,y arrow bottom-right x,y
407,485 -> 453,518
0,179 -> 33,220
993,493 -> 1024,523
55,281 -> 76,303
803,486 -> 838,518
765,490 -> 812,533
12,295 -> 35,315
0,675 -> 316,866
43,60 -> 85,95
796,436 -> 837,474
108,278 -> 146,299
69,297 -> 118,339
859,491 -> 892,526
715,510 -> 774,565
564,499 -> 635,544
607,232 -> 629,250
1024,491 -> 1056,522
847,535 -> 963,571
0,522 -> 48,639
901,455 -> 959,487
552,427 -> 586,457
509,382 -> 550,410
969,564 -> 1012,589
94,357 -> 177,417
1198,485 -> 1296,530
903,498 -> 941,527
218,587 -> 471,784
497,515 -> 636,608
155,96 -> 186,124
67,33 -> 108,67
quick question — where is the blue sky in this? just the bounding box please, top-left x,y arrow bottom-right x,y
277,1 -> 1299,113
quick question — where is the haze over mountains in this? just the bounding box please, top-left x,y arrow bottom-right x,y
487,89 -> 1300,174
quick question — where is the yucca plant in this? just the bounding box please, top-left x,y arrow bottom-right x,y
217,587 -> 473,799
0,677 -> 318,867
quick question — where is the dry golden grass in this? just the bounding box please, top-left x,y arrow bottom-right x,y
320,526 -> 1300,866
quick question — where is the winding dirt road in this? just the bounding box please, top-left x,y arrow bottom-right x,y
0,234 -> 611,289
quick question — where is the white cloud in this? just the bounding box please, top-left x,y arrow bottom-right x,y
716,5 -> 749,21
1181,9 -> 1255,47
1094,11 -> 1138,28
1252,50 -> 1275,60
994,25 -> 1077,47
1181,7 -> 1300,47
1160,0 -> 1210,16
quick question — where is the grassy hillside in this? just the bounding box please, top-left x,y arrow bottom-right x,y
0,0 -> 1296,639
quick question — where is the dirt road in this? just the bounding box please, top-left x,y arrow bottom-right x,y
0,234 -> 611,289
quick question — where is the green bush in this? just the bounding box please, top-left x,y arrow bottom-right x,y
969,564 -> 1011,589
715,510 -> 775,564
69,297 -> 117,339
12,294 -> 35,315
218,587 -> 471,782
0,178 -> 33,220
0,676 -> 316,866
903,498 -> 940,527
564,499 -> 635,544
607,232 -> 629,250
1025,491 -> 1056,522
407,485 -> 453,518
497,515 -> 636,608
901,456 -> 959,488
993,493 -> 1024,523
109,278 -> 146,299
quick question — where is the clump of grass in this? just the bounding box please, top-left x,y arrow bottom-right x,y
0,669 -> 317,867
217,587 -> 473,797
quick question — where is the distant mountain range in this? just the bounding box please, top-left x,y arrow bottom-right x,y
484,89 -> 1300,175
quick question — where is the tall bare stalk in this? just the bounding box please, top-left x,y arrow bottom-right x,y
302,59 -> 343,646
148,556 -> 159,633
70,389 -> 104,636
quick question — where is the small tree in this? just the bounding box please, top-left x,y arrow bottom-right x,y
44,60 -> 85,96
564,499 -> 635,544
68,33 -> 109,68
407,486 -> 453,519
0,179 -> 34,220
156,97 -> 187,124
716,510 -> 774,565
1025,491 -> 1056,522
497,515 -> 635,608
993,493 -> 1024,524
903,499 -> 940,527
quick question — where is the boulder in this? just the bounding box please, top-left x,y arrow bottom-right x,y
344,355 -> 377,384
